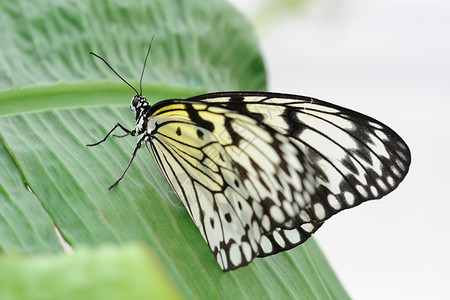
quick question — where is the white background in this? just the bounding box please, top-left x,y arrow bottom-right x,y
228,0 -> 450,298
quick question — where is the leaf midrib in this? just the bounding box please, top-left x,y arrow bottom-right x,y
0,81 -> 206,116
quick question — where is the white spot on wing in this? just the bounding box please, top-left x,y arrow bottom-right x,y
229,243 -> 241,267
220,249 -> 228,270
299,210 -> 311,222
395,159 -> 406,171
370,186 -> 379,197
314,203 -> 326,220
367,133 -> 390,158
387,176 -> 395,187
300,223 -> 314,233
261,215 -> 271,231
282,201 -> 295,217
391,165 -> 401,177
284,229 -> 301,243
242,242 -> 252,262
273,230 -> 286,247
344,191 -> 355,206
259,235 -> 273,254
374,129 -> 388,140
356,185 -> 368,197
270,206 -> 285,223
376,178 -> 388,191
327,194 -> 341,210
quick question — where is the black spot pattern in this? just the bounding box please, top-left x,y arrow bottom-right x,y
197,129 -> 204,140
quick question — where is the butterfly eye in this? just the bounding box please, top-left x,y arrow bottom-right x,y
130,96 -> 141,112
132,96 -> 140,107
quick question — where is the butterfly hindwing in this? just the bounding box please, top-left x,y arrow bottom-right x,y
148,100 -> 317,270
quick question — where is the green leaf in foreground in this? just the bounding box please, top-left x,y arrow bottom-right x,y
0,0 -> 349,299
0,244 -> 181,300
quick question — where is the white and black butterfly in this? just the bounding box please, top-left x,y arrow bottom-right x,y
88,41 -> 411,271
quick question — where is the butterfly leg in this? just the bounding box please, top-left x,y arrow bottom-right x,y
107,134 -> 146,190
112,132 -> 130,138
86,123 -> 132,147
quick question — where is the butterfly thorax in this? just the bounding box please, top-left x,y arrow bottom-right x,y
130,95 -> 151,135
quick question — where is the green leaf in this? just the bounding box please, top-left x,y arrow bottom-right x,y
0,244 -> 181,300
0,0 -> 349,299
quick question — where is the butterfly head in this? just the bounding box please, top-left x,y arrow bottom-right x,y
131,94 -> 150,134
130,94 -> 149,112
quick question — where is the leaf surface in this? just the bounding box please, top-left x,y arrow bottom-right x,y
0,0 -> 349,299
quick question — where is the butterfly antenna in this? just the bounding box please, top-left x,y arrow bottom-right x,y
89,51 -> 139,95
139,34 -> 155,96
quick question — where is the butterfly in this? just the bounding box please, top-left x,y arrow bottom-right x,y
87,39 -> 411,271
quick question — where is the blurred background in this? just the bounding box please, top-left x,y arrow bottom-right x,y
228,0 -> 450,298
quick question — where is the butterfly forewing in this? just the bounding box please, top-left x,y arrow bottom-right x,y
197,92 -> 411,222
148,100 -> 317,270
